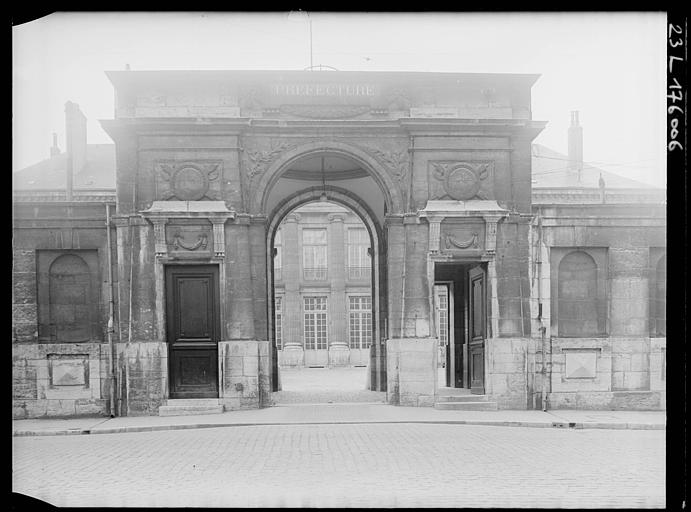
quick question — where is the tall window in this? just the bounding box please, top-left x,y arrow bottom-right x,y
349,296 -> 372,349
558,251 -> 599,336
304,296 -> 328,349
275,296 -> 283,349
347,228 -> 371,280
302,228 -> 327,280
434,285 -> 449,347
274,229 -> 282,281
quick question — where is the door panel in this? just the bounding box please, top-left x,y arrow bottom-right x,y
468,266 -> 486,394
165,265 -> 219,398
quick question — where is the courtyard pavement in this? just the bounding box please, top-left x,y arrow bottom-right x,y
13,422 -> 666,508
12,367 -> 666,437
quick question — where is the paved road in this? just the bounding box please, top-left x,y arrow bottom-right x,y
13,423 -> 664,508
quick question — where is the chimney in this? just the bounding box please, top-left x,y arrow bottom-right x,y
49,133 -> 60,157
568,110 -> 583,181
65,101 -> 87,200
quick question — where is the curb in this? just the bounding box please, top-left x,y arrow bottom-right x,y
13,419 -> 665,437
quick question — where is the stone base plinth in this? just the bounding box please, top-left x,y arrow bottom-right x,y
328,344 -> 350,367
13,342 -> 110,419
218,340 -> 272,411
386,338 -> 436,407
279,345 -> 304,367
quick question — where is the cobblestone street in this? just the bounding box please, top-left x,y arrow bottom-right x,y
13,422 -> 664,508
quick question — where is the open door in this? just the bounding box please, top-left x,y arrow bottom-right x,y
468,265 -> 486,394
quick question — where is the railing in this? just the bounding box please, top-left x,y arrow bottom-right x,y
347,266 -> 371,280
303,267 -> 327,281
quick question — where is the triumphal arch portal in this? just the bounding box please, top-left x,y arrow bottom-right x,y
100,70 -> 545,414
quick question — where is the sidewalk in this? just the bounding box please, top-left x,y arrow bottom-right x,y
12,404 -> 666,437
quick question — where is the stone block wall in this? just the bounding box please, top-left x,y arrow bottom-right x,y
386,338 -> 436,407
219,340 -> 272,410
118,341 -> 167,416
484,337 -> 532,409
546,336 -> 665,410
12,343 -> 107,419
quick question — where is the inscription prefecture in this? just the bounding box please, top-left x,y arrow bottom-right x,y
271,83 -> 376,97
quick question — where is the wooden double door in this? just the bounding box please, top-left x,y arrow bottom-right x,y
165,265 -> 220,399
436,263 -> 486,394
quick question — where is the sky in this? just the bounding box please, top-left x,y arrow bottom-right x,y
12,11 -> 667,187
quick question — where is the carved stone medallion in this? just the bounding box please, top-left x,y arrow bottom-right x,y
155,161 -> 222,201
430,161 -> 492,201
446,166 -> 481,200
172,166 -> 208,200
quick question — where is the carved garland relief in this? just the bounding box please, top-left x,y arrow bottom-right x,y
440,224 -> 485,254
165,224 -> 213,257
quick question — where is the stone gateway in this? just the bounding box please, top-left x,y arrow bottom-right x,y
12,70 -> 665,418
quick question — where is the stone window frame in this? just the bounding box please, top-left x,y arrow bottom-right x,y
36,249 -> 102,343
301,227 -> 328,281
550,247 -> 608,338
274,294 -> 284,350
346,226 -> 371,280
347,295 -> 372,350
273,228 -> 283,281
303,295 -> 328,350
649,248 -> 666,337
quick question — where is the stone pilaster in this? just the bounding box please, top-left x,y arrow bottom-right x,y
328,213 -> 349,366
385,216 -> 405,339
402,215 -> 431,338
280,214 -> 303,366
249,217 -> 268,341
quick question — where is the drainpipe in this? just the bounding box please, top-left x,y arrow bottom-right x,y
536,209 -> 548,411
105,203 -> 117,416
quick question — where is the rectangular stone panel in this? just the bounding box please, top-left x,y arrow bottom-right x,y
564,349 -> 598,379
48,354 -> 88,387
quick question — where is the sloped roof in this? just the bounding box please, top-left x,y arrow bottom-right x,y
531,144 -> 656,189
12,144 -> 116,190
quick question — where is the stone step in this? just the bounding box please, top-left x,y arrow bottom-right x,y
436,387 -> 475,397
435,394 -> 490,403
159,399 -> 224,417
159,405 -> 225,417
434,401 -> 498,411
165,399 -> 221,406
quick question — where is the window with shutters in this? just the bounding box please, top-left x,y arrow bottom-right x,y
274,228 -> 282,281
302,228 -> 327,280
347,228 -> 371,280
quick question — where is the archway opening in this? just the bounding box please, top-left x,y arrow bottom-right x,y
265,152 -> 388,403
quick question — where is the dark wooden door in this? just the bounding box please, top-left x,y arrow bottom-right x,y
165,265 -> 219,399
468,265 -> 486,394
